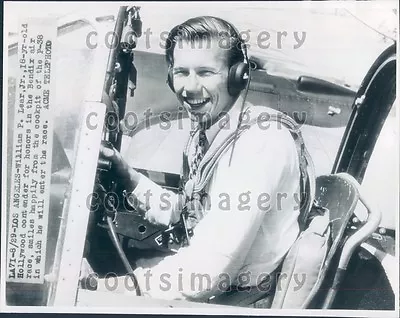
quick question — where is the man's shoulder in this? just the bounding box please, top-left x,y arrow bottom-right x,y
245,105 -> 292,125
206,103 -> 300,167
214,104 -> 300,178
230,115 -> 298,165
240,105 -> 297,143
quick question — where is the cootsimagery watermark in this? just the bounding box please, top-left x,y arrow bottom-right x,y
84,269 -> 308,294
86,108 -> 309,133
85,28 -> 307,50
86,189 -> 311,214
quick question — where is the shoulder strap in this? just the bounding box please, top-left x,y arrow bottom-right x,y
187,109 -> 316,231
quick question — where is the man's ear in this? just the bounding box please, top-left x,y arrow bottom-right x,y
167,66 -> 175,92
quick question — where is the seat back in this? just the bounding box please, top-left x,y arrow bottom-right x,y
271,174 -> 359,309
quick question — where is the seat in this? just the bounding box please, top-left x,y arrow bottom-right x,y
268,173 -> 382,309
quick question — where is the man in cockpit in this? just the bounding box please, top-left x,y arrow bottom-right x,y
102,16 -> 305,305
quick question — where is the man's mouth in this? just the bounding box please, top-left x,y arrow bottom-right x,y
184,97 -> 211,108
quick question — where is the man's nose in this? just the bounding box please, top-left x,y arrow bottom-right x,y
184,72 -> 201,92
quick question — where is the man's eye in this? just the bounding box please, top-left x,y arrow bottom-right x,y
198,70 -> 215,76
173,70 -> 188,76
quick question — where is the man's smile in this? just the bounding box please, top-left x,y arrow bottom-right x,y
184,97 -> 211,108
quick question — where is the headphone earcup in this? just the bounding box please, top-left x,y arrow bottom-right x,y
228,62 -> 249,96
167,68 -> 175,92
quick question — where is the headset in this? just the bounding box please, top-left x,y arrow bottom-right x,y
166,16 -> 250,96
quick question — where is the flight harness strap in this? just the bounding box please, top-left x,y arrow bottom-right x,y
180,110 -> 316,231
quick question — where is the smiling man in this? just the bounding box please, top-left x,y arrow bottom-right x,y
168,35 -> 239,126
101,16 -> 306,305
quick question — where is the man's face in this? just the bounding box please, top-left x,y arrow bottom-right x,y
171,38 -> 236,125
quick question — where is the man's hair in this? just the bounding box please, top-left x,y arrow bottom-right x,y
165,16 -> 245,68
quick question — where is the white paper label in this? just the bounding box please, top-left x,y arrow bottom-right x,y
7,18 -> 57,284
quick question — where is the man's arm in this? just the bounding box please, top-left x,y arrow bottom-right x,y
130,174 -> 183,225
131,124 -> 301,301
100,144 -> 182,226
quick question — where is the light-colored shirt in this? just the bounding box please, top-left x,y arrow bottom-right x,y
131,99 -> 301,301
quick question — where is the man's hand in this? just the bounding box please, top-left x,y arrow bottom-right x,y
184,196 -> 206,230
99,143 -> 141,191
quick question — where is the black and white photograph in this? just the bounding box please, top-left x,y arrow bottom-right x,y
2,1 -> 399,315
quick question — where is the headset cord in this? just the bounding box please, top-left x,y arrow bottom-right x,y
106,194 -> 142,296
